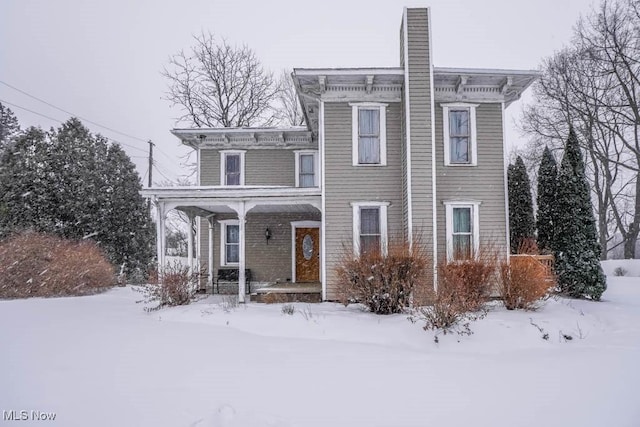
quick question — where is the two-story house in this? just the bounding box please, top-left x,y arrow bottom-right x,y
143,7 -> 538,302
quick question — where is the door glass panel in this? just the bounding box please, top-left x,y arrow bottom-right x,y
302,234 -> 314,260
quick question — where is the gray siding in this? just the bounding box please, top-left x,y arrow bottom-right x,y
245,150 -> 295,186
435,103 -> 508,257
406,8 -> 434,242
199,212 -> 321,285
199,149 -> 298,187
200,149 -> 220,185
323,102 -> 404,300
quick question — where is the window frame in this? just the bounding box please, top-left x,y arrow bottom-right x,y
219,219 -> 240,266
294,150 -> 319,188
350,201 -> 390,256
220,150 -> 246,186
442,103 -> 478,166
350,102 -> 387,167
444,201 -> 481,261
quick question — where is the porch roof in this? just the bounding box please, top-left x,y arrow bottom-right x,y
141,186 -> 321,214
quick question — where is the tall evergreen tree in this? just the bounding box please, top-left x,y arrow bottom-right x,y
0,118 -> 154,278
97,144 -> 155,275
554,127 -> 606,299
508,156 -> 535,253
536,146 -> 558,253
0,103 -> 21,155
0,127 -> 53,231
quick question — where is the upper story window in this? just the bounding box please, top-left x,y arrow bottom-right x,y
445,201 -> 480,261
442,103 -> 478,166
220,150 -> 245,186
351,103 -> 387,166
351,201 -> 389,256
295,150 -> 318,188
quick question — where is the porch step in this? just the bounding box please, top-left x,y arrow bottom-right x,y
251,282 -> 322,303
250,292 -> 322,304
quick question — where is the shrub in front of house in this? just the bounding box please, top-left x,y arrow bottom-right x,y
335,239 -> 430,315
136,261 -> 200,311
416,246 -> 498,333
0,231 -> 116,299
436,246 -> 498,313
499,255 -> 553,310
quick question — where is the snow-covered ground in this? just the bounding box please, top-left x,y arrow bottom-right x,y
1,272 -> 639,426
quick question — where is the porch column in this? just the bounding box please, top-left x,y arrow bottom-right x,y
207,216 -> 215,288
238,203 -> 246,303
187,212 -> 195,276
155,200 -> 167,278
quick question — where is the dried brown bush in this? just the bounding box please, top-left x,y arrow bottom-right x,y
0,232 -> 116,299
499,255 -> 553,310
335,239 -> 430,314
517,237 -> 539,255
437,246 -> 499,312
136,261 -> 200,311
416,246 -> 498,334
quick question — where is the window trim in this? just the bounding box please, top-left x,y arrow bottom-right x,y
350,201 -> 390,256
350,102 -> 387,166
219,219 -> 240,266
294,150 -> 319,188
444,201 -> 481,261
220,150 -> 246,186
442,103 -> 478,166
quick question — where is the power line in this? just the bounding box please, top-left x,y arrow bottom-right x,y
153,160 -> 176,183
0,80 -> 149,144
0,81 -> 175,161
0,98 -> 62,124
0,97 -> 147,154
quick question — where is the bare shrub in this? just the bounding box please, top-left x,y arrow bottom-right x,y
613,266 -> 627,277
517,237 -> 539,255
136,261 -> 200,311
335,238 -> 430,315
281,303 -> 295,315
0,232 -> 116,299
413,245 -> 498,335
500,256 -> 553,310
437,246 -> 499,312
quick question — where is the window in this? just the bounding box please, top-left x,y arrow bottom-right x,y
220,150 -> 245,186
295,151 -> 318,187
360,208 -> 381,255
351,202 -> 389,256
220,220 -> 240,265
351,103 -> 387,166
442,103 -> 478,166
445,202 -> 480,261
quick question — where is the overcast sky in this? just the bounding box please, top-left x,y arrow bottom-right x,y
0,0 -> 595,184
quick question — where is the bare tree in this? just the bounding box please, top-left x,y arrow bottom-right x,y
163,32 -> 280,128
521,0 -> 640,258
275,70 -> 305,126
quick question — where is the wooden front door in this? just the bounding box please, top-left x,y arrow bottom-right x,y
295,227 -> 320,282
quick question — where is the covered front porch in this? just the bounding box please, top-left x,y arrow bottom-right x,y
142,186 -> 323,302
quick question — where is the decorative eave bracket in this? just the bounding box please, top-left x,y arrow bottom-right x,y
455,75 -> 468,94
500,76 -> 513,95
365,75 -> 374,94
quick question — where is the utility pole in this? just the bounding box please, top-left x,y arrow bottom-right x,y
148,140 -> 154,188
147,140 -> 154,213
